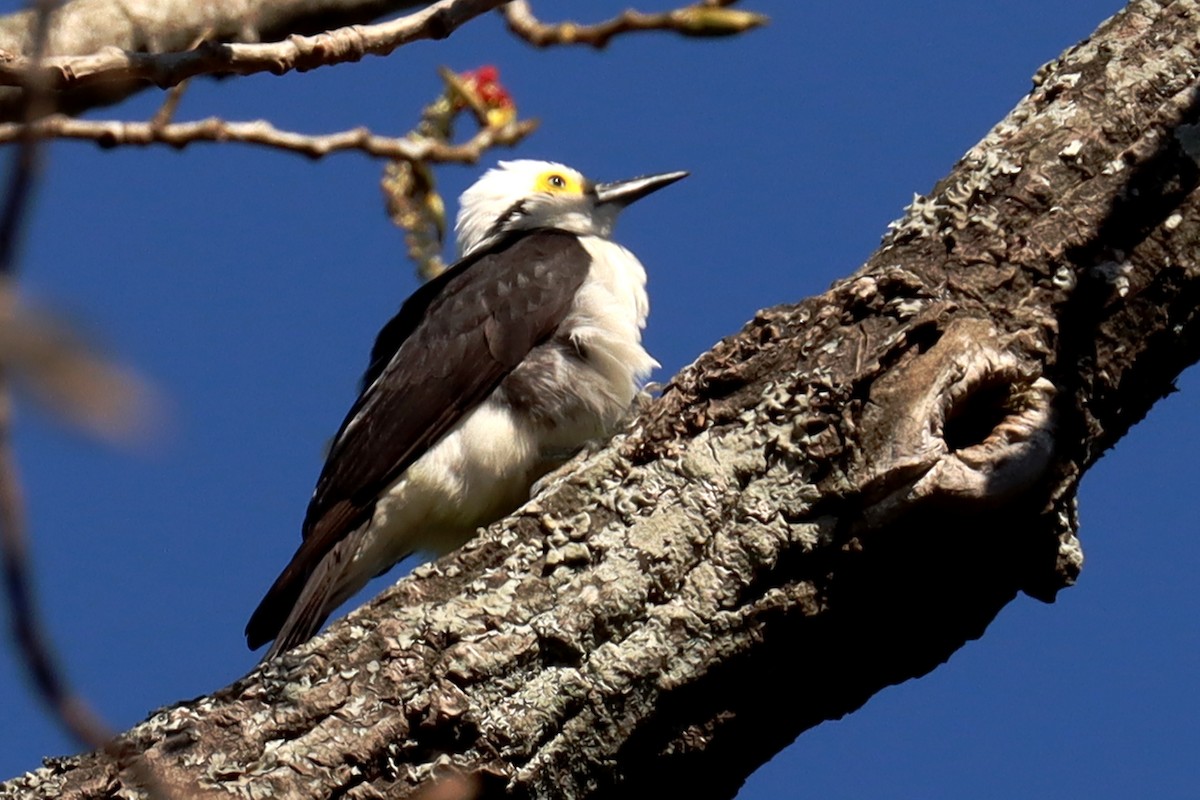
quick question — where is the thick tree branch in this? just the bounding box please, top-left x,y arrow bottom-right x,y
0,0 -> 507,93
0,0 -> 431,57
0,0 -> 447,120
4,1 -> 1200,798
0,0 -> 767,123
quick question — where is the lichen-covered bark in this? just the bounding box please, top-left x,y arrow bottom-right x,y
0,0 -> 430,121
5,1 -> 1200,798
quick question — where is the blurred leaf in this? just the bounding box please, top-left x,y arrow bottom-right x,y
0,295 -> 160,445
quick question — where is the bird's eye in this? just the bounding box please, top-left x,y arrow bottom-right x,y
547,174 -> 566,189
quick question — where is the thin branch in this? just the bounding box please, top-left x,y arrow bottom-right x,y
501,0 -> 768,49
0,397 -> 113,746
0,113 -> 538,161
0,3 -> 175,798
0,0 -> 106,759
0,0 -> 508,93
0,0 -> 54,269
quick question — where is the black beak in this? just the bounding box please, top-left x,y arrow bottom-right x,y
594,170 -> 689,207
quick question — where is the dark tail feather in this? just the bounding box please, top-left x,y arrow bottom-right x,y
246,580 -> 298,653
261,576 -> 338,661
247,527 -> 370,660
245,548 -> 311,652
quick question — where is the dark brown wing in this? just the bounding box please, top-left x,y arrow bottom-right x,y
245,229 -> 592,650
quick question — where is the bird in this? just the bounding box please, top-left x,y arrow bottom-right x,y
245,159 -> 687,659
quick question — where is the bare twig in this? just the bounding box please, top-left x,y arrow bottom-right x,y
148,30 -> 213,129
0,0 -> 508,93
149,79 -> 189,129
501,0 -> 768,49
382,65 -> 524,280
0,113 -> 538,161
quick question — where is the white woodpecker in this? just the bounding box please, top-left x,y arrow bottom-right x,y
246,160 -> 687,658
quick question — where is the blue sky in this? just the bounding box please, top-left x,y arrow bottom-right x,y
1,1 -> 1196,797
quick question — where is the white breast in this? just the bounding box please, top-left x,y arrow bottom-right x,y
567,235 -> 658,406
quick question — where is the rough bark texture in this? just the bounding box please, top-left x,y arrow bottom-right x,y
0,0 -> 430,120
4,1 -> 1200,798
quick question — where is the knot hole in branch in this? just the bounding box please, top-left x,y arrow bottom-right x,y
943,379 -> 1018,452
857,318 -> 1057,513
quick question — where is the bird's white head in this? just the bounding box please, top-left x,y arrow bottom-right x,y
454,160 -> 688,257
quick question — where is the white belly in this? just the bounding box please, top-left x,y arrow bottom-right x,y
351,399 -> 540,571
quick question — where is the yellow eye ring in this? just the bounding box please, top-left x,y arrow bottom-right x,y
536,170 -> 581,194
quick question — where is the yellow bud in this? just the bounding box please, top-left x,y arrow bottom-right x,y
486,105 -> 517,128
424,191 -> 446,238
677,7 -> 769,37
